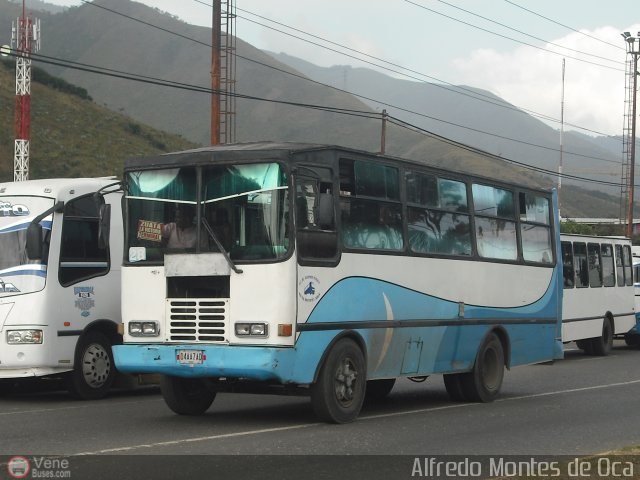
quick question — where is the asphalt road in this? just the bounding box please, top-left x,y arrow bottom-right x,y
1,341 -> 640,478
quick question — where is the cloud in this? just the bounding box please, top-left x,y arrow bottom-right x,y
451,25 -> 638,136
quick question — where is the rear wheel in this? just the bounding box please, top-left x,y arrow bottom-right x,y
67,331 -> 116,400
460,333 -> 505,403
160,375 -> 216,415
311,338 -> 366,423
590,317 -> 613,356
365,378 -> 396,401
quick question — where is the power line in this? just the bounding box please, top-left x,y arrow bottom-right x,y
503,0 -> 625,52
5,47 -> 626,190
403,0 -> 624,72
387,115 -> 630,187
191,0 -> 618,138
435,0 -> 623,66
77,0 -> 622,165
59,3 -> 623,166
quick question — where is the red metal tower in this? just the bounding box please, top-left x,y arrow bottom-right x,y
11,1 -> 40,181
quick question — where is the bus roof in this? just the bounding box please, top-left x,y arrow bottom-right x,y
0,177 -> 118,200
123,142 -> 554,195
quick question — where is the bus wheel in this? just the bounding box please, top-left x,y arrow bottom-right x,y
590,317 -> 613,356
460,333 -> 505,403
311,338 -> 366,423
443,373 -> 467,401
160,375 -> 216,415
365,378 -> 396,401
67,331 -> 116,400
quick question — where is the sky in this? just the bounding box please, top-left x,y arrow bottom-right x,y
31,1 -> 640,137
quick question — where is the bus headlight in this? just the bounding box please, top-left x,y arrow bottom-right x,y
6,330 -> 43,344
235,323 -> 268,337
128,321 -> 160,337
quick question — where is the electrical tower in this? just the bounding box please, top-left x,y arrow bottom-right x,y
211,0 -> 236,145
620,32 -> 639,237
11,1 -> 40,182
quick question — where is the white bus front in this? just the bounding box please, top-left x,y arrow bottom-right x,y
0,180 -> 123,399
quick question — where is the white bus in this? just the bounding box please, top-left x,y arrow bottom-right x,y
560,234 -> 635,355
109,143 -> 564,423
0,178 -> 123,399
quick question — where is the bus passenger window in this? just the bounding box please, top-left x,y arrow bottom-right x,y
573,243 -> 589,288
587,243 -> 602,287
561,241 -> 574,288
615,244 -> 625,286
601,244 -> 615,287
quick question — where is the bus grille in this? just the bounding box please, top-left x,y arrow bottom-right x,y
166,298 -> 229,343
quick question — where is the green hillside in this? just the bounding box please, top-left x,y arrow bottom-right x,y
0,59 -> 195,182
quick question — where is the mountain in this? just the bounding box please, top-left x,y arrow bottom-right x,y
0,0 -> 636,218
270,52 -> 630,195
0,59 -> 195,182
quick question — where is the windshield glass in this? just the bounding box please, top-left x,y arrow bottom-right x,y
125,162 -> 290,263
0,196 -> 54,297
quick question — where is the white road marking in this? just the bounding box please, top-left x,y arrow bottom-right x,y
73,379 -> 640,455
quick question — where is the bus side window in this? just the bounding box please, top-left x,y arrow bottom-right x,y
623,245 -> 633,286
600,244 -> 615,287
59,196 -> 109,286
615,244 -> 625,286
573,242 -> 589,288
561,241 -> 574,288
587,243 -> 602,288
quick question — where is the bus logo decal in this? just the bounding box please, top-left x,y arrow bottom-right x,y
74,286 -> 95,317
0,201 -> 29,217
299,275 -> 321,302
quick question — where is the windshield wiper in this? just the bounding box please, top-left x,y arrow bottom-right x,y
201,217 -> 243,274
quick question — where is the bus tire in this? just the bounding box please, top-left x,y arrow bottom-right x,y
365,378 -> 396,401
67,331 -> 116,400
311,338 -> 366,423
460,332 -> 504,403
590,317 -> 613,356
160,375 -> 216,415
443,373 -> 467,401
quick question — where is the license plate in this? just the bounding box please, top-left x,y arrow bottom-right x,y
176,350 -> 204,365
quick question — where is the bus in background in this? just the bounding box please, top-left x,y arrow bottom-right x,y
109,143 -> 563,423
0,178 -> 123,399
626,249 -> 640,346
560,234 -> 635,355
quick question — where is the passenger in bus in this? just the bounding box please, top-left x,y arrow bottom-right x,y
163,204 -> 198,249
211,208 -> 232,251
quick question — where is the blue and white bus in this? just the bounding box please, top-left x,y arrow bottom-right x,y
111,143 -> 563,423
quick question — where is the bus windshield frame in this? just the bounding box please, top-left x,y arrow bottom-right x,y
124,161 -> 291,265
0,196 -> 54,297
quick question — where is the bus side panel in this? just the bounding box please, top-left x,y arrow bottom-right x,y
303,274 -> 559,379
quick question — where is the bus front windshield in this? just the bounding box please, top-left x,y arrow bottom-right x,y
125,163 -> 290,264
0,196 -> 54,297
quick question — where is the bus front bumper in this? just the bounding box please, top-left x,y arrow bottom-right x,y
112,344 -> 307,384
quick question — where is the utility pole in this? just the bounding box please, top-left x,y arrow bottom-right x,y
622,32 -> 639,238
211,0 -> 236,145
211,0 -> 221,145
380,109 -> 387,154
558,59 -> 565,219
12,0 -> 40,181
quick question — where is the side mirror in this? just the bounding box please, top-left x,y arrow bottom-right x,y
98,203 -> 111,250
316,193 -> 335,230
26,223 -> 43,260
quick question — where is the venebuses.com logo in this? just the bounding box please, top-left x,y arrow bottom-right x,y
6,456 -> 71,479
7,457 -> 30,479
